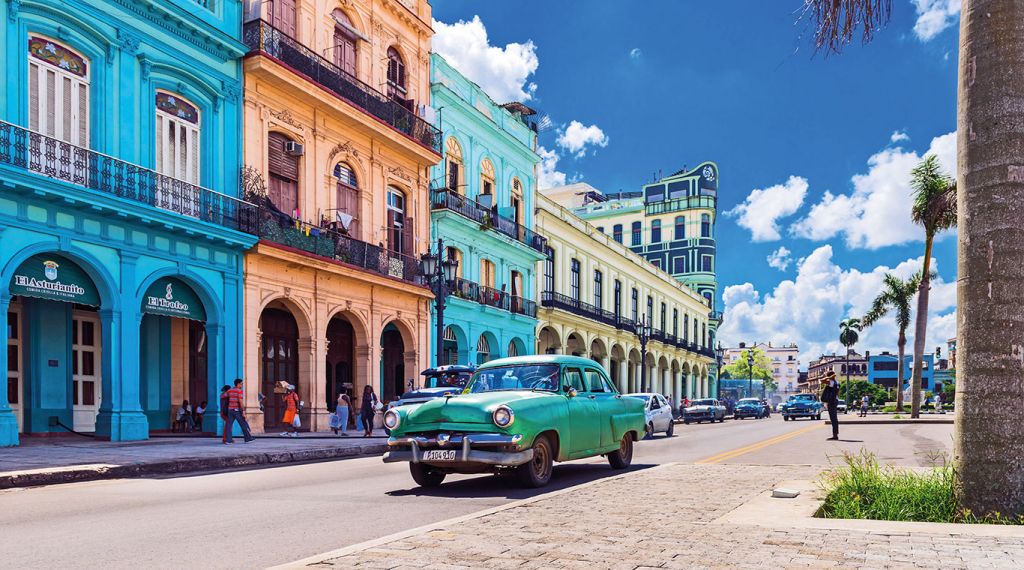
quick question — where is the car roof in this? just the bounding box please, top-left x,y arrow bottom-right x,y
476,354 -> 601,370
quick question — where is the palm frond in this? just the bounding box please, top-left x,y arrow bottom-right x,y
911,155 -> 957,233
803,0 -> 893,55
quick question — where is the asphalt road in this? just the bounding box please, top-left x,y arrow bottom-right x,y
0,415 -> 952,569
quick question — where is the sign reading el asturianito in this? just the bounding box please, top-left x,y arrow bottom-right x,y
141,277 -> 206,321
10,254 -> 101,305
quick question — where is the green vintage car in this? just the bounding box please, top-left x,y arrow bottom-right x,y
382,355 -> 646,488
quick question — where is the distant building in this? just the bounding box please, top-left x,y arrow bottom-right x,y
806,352 -> 869,393
933,343 -> 954,392
723,342 -> 800,394
867,353 -> 936,392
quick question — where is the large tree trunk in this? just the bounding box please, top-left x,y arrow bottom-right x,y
896,334 -> 906,412
955,0 -> 1024,518
910,238 -> 934,419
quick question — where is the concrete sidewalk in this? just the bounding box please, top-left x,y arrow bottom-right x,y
291,463 -> 1024,570
0,434 -> 388,489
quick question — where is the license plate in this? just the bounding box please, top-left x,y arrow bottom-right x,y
422,450 -> 457,461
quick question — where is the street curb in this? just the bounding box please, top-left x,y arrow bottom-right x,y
824,419 -> 954,425
0,443 -> 388,489
274,462 -> 679,569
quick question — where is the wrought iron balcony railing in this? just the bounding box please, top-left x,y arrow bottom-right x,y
644,194 -> 717,216
0,120 -> 258,234
451,278 -> 537,317
242,20 -> 441,154
431,188 -> 546,252
541,291 -> 633,331
255,208 -> 422,284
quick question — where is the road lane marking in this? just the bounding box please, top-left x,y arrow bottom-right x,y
695,423 -> 824,464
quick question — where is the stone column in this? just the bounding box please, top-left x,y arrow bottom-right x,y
95,308 -> 148,441
202,323 -> 225,434
618,359 -> 628,393
673,371 -> 682,409
0,295 -> 18,446
246,328 -> 265,433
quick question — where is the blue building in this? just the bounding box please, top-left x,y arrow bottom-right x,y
867,353 -> 936,393
0,0 -> 254,445
429,53 -> 545,366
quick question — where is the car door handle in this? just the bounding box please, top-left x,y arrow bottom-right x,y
588,395 -> 596,400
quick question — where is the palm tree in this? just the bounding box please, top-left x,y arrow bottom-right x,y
862,274 -> 921,412
804,0 -> 1024,520
839,318 -> 862,413
907,156 -> 957,419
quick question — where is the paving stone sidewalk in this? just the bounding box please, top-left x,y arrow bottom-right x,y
0,434 -> 387,488
302,463 -> 1024,570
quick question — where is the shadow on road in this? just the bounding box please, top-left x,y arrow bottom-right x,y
385,462 -> 659,500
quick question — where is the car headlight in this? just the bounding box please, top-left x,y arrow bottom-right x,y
493,406 -> 514,428
383,409 -> 401,430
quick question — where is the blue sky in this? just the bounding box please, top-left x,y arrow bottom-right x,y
431,1 -> 961,366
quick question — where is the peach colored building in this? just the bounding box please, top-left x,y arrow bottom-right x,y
240,0 -> 440,432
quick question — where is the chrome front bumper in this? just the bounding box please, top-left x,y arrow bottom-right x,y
383,433 -> 533,466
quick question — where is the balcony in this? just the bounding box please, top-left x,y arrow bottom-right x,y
431,188 -> 546,253
0,120 -> 257,234
451,278 -> 537,318
541,291 -> 636,331
645,194 -> 717,216
255,208 -> 422,285
242,20 -> 441,154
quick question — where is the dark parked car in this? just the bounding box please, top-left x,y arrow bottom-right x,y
733,398 -> 767,419
780,394 -> 823,421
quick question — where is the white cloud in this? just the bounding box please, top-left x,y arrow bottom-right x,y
432,16 -> 539,102
726,176 -> 809,242
629,48 -> 642,60
790,131 -> 956,249
718,245 -> 956,367
767,247 -> 794,271
890,130 -> 910,143
537,146 -> 566,188
556,121 -> 609,158
912,0 -> 961,42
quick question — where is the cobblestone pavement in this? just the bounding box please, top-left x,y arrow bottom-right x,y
304,464 -> 1024,570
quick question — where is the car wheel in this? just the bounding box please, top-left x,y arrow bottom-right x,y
517,434 -> 554,488
607,433 -> 634,469
666,421 -> 674,437
783,416 -> 789,421
816,413 -> 822,420
409,463 -> 446,488
684,419 -> 691,425
644,422 -> 654,440
718,417 -> 724,423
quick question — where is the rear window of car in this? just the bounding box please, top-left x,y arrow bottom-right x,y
693,399 -> 715,406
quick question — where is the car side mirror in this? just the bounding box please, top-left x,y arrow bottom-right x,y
565,387 -> 578,398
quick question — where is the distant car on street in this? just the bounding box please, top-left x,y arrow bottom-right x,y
837,399 -> 847,413
683,398 -> 726,424
388,364 -> 476,410
780,394 -> 823,421
733,398 -> 767,419
624,392 -> 675,438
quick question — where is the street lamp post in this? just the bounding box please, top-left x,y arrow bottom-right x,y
746,348 -> 754,399
638,313 -> 652,392
421,238 -> 459,367
714,341 -> 724,399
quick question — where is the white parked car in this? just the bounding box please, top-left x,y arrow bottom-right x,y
624,393 -> 675,438
837,399 -> 847,413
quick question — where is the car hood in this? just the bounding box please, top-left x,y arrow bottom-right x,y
685,405 -> 715,412
404,390 -> 556,426
735,403 -> 760,409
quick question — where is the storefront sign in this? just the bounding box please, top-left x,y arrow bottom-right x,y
10,254 -> 100,305
141,277 -> 206,321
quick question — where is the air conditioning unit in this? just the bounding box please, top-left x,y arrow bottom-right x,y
284,141 -> 304,156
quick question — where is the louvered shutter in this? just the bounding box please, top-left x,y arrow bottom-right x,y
402,216 -> 414,256
448,162 -> 459,192
386,208 -> 397,252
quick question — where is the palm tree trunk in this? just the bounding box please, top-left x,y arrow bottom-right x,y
955,0 -> 1024,518
909,236 -> 934,419
896,333 -> 906,412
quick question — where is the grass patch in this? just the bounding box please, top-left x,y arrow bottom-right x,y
818,451 -> 1024,524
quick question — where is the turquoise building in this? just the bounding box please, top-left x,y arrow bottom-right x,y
0,0 -> 254,446
429,53 -> 545,366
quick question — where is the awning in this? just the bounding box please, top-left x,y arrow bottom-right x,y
141,277 -> 206,321
10,253 -> 100,306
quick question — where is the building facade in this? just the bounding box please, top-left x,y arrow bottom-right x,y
867,353 -> 935,393
724,342 -> 800,395
0,0 -> 254,446
429,54 -> 544,367
534,194 -> 715,408
805,351 -> 869,393
240,0 -> 440,432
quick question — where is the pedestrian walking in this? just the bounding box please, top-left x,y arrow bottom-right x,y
280,385 -> 300,437
860,394 -> 870,417
821,371 -> 840,440
361,385 -> 379,437
333,393 -> 351,436
219,386 -> 230,444
224,378 -> 255,444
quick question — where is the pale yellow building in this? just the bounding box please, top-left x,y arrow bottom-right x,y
534,194 -> 715,407
239,0 -> 439,432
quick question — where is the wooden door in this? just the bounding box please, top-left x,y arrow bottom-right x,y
71,311 -> 100,432
260,309 -> 298,430
188,321 -> 208,412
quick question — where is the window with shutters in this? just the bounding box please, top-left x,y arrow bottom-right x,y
570,259 -> 580,301
386,47 -> 406,97
543,247 -> 554,293
445,246 -> 462,278
631,288 -> 638,322
269,0 -> 297,36
651,219 -> 662,243
647,296 -> 653,324
331,10 -> 357,77
480,259 -> 495,288
445,137 -> 463,194
701,213 -> 711,237
684,314 -> 689,342
593,270 -> 603,309
332,162 -> 360,237
386,187 -> 407,254
674,215 -> 686,240
155,92 -> 202,216
28,37 -> 89,147
479,158 -> 495,203
612,224 -> 623,243
613,280 -> 622,317
673,308 -> 679,336
631,221 -> 641,246
267,132 -> 300,216
511,178 -> 524,226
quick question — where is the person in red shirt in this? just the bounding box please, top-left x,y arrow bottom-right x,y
224,378 -> 255,444
280,384 -> 300,437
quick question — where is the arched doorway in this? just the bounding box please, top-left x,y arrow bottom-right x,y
325,315 -> 355,413
476,332 -> 497,365
566,332 -> 585,357
442,325 -> 462,365
537,326 -> 560,354
380,323 -> 405,403
260,307 -> 299,430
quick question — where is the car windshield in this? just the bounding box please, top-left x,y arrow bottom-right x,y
692,399 -> 715,406
739,398 -> 759,404
465,364 -> 561,393
791,395 -> 815,401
